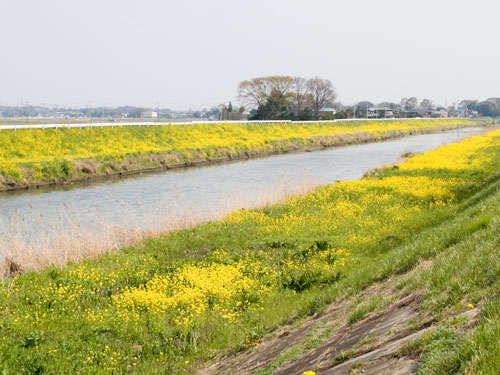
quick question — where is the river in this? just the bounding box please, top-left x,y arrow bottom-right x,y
0,127 -> 482,263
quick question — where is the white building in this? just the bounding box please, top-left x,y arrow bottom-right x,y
141,111 -> 158,118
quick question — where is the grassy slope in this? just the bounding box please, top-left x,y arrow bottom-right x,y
1,129 -> 500,374
396,178 -> 500,374
0,119 -> 479,187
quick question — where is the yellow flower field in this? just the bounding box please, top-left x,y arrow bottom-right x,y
0,129 -> 499,374
0,118 -> 479,184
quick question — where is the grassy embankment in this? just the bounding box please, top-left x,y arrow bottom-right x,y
0,118 -> 480,190
1,129 -> 500,373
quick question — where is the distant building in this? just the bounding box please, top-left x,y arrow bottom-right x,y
402,108 -> 448,118
367,108 -> 395,119
403,109 -> 422,118
356,107 -> 394,119
141,111 -> 158,119
319,107 -> 337,114
219,106 -> 248,121
219,109 -> 247,121
317,107 -> 337,120
429,109 -> 448,118
457,107 -> 478,118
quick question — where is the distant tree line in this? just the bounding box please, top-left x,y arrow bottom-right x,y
349,97 -> 500,118
0,105 -> 222,120
2,95 -> 499,121
237,76 -> 339,120
458,98 -> 500,117
235,77 -> 500,120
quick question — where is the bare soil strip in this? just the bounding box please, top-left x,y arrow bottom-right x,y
200,276 -> 479,375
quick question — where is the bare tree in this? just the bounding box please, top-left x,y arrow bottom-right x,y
400,97 -> 418,110
266,76 -> 295,98
377,102 -> 398,109
459,99 -> 476,108
237,77 -> 269,109
306,77 -> 336,120
486,97 -> 500,108
237,76 -> 294,110
292,76 -> 308,114
420,99 -> 434,109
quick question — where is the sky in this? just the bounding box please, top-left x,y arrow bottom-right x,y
1,0 -> 499,110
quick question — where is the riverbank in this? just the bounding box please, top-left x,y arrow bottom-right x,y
1,130 -> 500,373
1,127 -> 482,276
0,119 -> 482,192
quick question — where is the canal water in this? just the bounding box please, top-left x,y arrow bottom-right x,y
0,127 -> 482,258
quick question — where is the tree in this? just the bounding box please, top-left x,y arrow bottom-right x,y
377,102 -> 398,109
407,97 -> 418,110
459,100 -> 476,109
238,76 -> 295,119
238,76 -> 294,110
478,101 -> 495,117
292,76 -> 308,114
306,77 -> 336,120
263,89 -> 291,120
400,97 -> 418,110
237,77 -> 268,110
486,97 -> 500,108
334,110 -> 348,119
420,99 -> 434,109
238,75 -> 339,120
356,101 -> 374,110
298,107 -> 313,121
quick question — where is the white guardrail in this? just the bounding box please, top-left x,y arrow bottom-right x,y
0,118 -> 458,131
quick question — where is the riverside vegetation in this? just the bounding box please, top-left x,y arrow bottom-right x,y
0,118 -> 480,190
1,129 -> 500,373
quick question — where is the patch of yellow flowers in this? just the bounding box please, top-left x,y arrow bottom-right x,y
112,261 -> 272,328
0,119 -> 477,179
226,130 -> 500,250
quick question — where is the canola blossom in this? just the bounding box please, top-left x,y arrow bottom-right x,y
0,118 -> 478,184
0,129 -> 499,374
399,131 -> 496,172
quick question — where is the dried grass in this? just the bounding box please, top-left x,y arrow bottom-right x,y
0,179 -> 319,277
74,160 -> 99,174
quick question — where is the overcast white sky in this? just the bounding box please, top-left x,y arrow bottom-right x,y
1,0 -> 499,109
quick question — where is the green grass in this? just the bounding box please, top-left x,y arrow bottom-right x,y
1,131 -> 500,373
394,187 -> 500,374
334,348 -> 357,362
348,295 -> 387,324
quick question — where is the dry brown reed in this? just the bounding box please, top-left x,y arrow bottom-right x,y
0,178 -> 319,277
